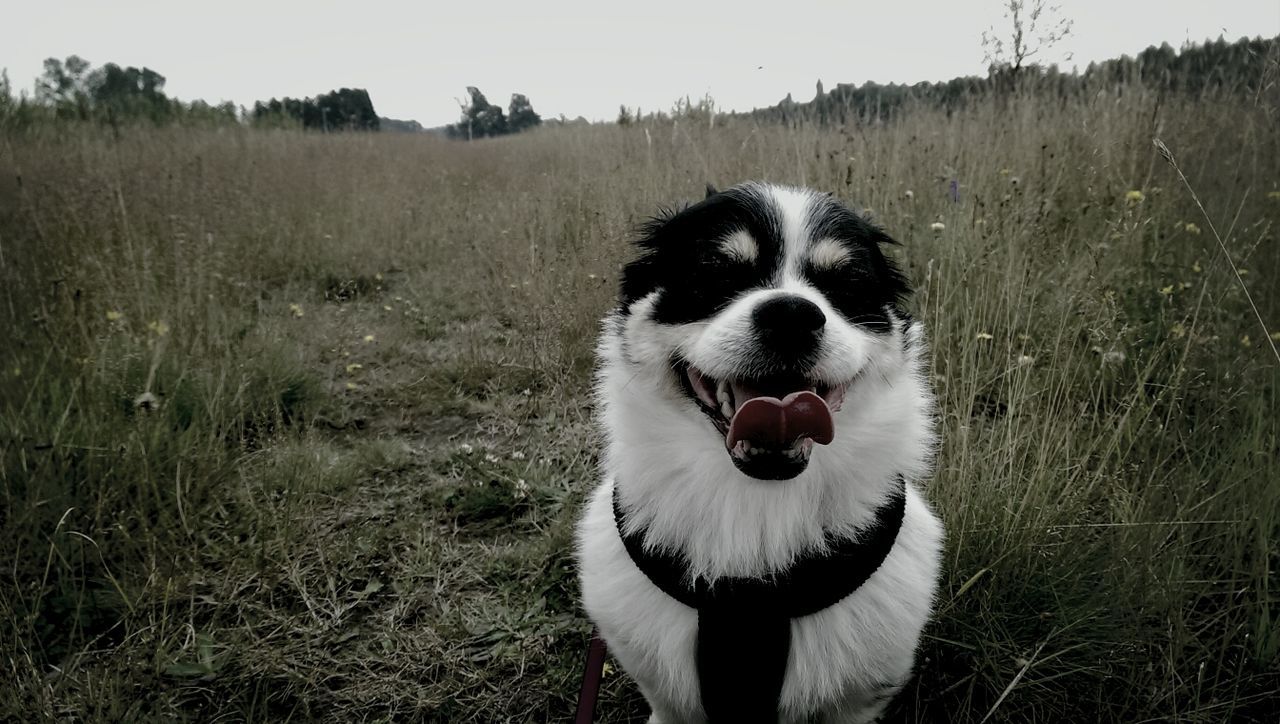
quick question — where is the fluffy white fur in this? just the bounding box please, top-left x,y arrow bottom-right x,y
809,237 -> 854,270
718,229 -> 759,263
576,184 -> 943,723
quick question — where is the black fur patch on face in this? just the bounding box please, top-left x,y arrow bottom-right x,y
620,187 -> 783,324
800,197 -> 909,333
619,186 -> 910,332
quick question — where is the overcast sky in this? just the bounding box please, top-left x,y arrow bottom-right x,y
3,1 -> 1277,127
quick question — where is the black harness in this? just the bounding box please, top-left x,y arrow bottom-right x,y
612,478 -> 907,723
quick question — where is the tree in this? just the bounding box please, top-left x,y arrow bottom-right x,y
315,88 -> 379,130
982,0 -> 1073,77
35,55 -> 93,118
88,63 -> 172,123
507,93 -> 541,133
251,88 -> 378,131
448,87 -> 506,139
0,70 -> 12,114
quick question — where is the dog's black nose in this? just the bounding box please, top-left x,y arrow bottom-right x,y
752,295 -> 825,352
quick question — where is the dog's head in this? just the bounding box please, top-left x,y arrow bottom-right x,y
601,182 -> 922,483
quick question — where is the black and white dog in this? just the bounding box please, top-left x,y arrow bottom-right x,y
576,183 -> 943,723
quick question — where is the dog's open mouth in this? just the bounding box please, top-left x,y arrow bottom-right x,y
679,363 -> 849,480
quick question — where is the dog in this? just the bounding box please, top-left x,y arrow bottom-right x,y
576,182 -> 943,723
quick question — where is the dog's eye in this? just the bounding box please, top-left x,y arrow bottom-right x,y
803,259 -> 896,332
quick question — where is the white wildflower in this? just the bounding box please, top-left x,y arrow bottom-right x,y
133,391 -> 161,412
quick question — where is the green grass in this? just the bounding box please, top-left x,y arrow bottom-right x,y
1,84 -> 1278,722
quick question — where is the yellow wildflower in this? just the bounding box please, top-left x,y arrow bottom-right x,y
1270,331 -> 1280,342
1266,191 -> 1280,200
289,303 -> 304,318
999,168 -> 1011,176
345,363 -> 363,374
147,320 -> 170,336
1191,260 -> 1201,273
1159,285 -> 1174,296
1170,323 -> 1186,339
1125,190 -> 1144,204
363,334 -> 375,343
345,382 -> 359,390
1185,223 -> 1201,235
975,332 -> 994,341
105,310 -> 123,322
1240,335 -> 1252,348
383,305 -> 392,312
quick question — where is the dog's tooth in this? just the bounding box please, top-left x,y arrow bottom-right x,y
716,379 -> 734,418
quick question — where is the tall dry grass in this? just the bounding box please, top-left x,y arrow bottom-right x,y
0,83 -> 1277,722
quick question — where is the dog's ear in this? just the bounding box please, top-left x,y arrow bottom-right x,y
704,183 -> 718,199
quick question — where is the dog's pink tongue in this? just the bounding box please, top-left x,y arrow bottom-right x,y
726,390 -> 834,449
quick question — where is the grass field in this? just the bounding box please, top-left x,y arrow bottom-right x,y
2,83 -> 1278,722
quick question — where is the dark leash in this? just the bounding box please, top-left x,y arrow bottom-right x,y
573,629 -> 608,724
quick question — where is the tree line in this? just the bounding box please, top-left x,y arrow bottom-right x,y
3,36 -> 1273,135
0,56 -> 544,140
5,56 -> 239,126
736,35 -> 1277,127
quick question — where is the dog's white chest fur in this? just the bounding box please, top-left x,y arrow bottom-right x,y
579,479 -> 942,723
575,183 -> 944,723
